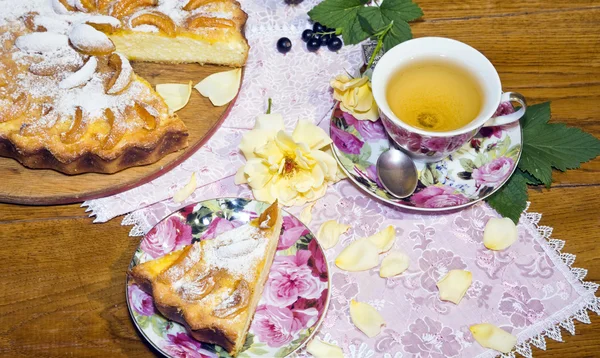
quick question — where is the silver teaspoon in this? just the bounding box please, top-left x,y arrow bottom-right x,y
376,145 -> 418,199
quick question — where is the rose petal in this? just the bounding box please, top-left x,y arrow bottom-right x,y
299,202 -> 316,225
483,217 -> 518,251
366,225 -> 396,253
155,81 -> 192,112
349,300 -> 385,338
292,120 -> 332,150
255,113 -> 285,132
317,220 -> 350,249
311,149 -> 338,181
335,238 -> 379,271
379,251 -> 410,278
194,68 -> 241,106
436,269 -> 472,304
172,172 -> 197,203
470,323 -> 517,353
306,338 -> 344,358
234,166 -> 247,184
330,75 -> 368,92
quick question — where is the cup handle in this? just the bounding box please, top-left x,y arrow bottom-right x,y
483,92 -> 527,127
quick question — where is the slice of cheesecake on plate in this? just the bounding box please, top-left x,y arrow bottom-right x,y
129,201 -> 282,357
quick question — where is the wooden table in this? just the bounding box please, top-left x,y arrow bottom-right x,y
1,1 -> 600,357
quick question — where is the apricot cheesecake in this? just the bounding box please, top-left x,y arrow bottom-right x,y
129,201 -> 282,356
0,0 -> 248,174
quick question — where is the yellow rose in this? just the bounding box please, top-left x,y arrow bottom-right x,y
235,114 -> 338,206
331,74 -> 379,121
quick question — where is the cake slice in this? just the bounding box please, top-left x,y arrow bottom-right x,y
129,201 -> 282,356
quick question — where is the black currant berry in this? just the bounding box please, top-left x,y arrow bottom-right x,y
312,22 -> 325,33
306,38 -> 321,52
319,34 -> 331,46
284,0 -> 304,4
277,37 -> 292,53
301,29 -> 314,42
327,36 -> 343,52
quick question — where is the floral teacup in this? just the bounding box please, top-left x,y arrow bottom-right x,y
372,37 -> 527,162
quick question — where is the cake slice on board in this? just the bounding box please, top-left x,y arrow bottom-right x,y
129,201 -> 282,357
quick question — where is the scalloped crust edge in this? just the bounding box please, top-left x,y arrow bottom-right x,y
0,129 -> 189,175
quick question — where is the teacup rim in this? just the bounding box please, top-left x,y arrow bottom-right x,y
372,36 -> 502,138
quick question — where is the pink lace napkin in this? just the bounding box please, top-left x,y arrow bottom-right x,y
122,177 -> 599,358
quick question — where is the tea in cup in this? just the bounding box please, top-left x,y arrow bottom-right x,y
372,37 -> 526,162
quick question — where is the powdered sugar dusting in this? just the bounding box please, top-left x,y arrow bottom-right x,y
68,23 -> 113,52
130,24 -> 159,33
106,52 -> 133,94
15,32 -> 69,53
202,224 -> 269,281
58,55 -> 96,89
83,15 -> 122,28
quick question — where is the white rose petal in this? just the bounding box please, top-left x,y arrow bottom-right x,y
367,225 -> 396,253
299,202 -> 316,225
483,217 -> 518,251
349,300 -> 385,338
156,81 -> 192,112
436,269 -> 472,304
470,323 -> 517,353
317,220 -> 350,249
379,251 -> 410,278
306,338 -> 344,358
194,68 -> 241,106
335,238 -> 379,271
173,172 -> 197,203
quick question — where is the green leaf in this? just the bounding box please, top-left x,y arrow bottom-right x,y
383,19 -> 413,50
307,0 -> 370,45
357,7 -> 387,35
487,170 -> 529,224
379,0 -> 424,22
520,101 -> 551,130
519,169 -> 543,185
519,102 -> 600,187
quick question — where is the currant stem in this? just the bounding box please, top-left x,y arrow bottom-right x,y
266,98 -> 272,114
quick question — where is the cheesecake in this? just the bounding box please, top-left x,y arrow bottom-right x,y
129,201 -> 282,356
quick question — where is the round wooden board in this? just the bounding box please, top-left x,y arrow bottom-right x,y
0,62 -> 236,205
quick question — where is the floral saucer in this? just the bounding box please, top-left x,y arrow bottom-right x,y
126,198 -> 330,358
330,104 -> 522,211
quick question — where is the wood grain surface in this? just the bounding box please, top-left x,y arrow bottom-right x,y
0,63 -> 235,205
1,1 -> 600,357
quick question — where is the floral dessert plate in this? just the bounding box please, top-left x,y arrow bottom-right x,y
330,103 -> 522,211
126,198 -> 330,358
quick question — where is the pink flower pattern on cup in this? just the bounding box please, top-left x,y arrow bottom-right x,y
410,185 -> 470,208
472,157 -> 515,186
381,113 -> 479,161
140,216 -> 192,258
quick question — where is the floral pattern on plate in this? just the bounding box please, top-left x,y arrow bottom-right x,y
330,103 -> 522,211
126,198 -> 330,358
